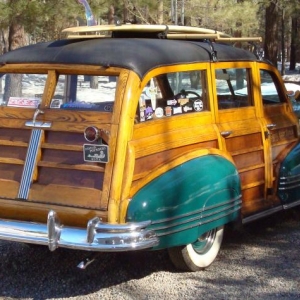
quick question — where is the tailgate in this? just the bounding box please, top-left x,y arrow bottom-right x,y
0,71 -> 118,210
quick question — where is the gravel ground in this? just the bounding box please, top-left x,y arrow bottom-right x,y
1,208 -> 300,300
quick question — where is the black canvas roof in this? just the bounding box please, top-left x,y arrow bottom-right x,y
0,38 -> 258,79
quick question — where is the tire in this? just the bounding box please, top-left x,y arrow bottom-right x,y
168,226 -> 224,272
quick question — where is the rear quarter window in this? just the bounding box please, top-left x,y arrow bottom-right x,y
136,70 -> 209,123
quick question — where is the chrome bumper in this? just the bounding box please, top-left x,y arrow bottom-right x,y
0,210 -> 159,251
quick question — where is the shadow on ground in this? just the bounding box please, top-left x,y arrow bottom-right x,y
0,207 -> 299,299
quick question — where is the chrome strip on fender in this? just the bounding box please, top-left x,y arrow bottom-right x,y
278,173 -> 300,191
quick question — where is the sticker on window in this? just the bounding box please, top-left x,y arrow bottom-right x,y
50,99 -> 63,109
7,97 -> 40,108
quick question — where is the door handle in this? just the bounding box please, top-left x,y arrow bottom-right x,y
221,131 -> 232,138
25,106 -> 52,128
267,123 -> 276,130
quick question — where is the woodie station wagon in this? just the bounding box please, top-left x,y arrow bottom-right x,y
0,24 -> 299,271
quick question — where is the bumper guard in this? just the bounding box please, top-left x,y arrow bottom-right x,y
0,210 -> 159,251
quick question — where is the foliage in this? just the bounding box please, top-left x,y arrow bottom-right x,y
0,0 -> 299,63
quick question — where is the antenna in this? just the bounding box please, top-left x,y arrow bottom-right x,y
77,0 -> 97,26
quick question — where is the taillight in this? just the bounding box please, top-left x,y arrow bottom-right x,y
84,126 -> 99,142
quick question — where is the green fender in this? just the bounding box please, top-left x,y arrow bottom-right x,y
278,142 -> 300,207
126,154 -> 242,250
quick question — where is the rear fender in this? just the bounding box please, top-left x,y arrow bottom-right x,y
126,154 -> 242,249
278,142 -> 300,208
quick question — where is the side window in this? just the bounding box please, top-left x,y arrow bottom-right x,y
137,70 -> 208,123
216,68 -> 252,109
260,70 -> 284,105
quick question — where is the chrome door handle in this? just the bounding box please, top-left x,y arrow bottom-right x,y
267,123 -> 276,130
221,131 -> 232,138
25,106 -> 52,128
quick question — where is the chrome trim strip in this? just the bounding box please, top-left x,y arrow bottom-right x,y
242,206 -> 283,224
156,206 -> 241,237
283,199 -> 300,209
152,200 -> 241,232
151,195 -> 242,225
25,121 -> 52,128
280,173 -> 300,180
279,178 -> 300,185
18,129 -> 43,199
278,182 -> 300,190
278,173 -> 300,190
0,211 -> 159,252
279,177 -> 300,184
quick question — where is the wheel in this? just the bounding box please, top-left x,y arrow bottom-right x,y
168,226 -> 224,272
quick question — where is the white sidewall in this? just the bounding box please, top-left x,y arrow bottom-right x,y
186,226 -> 224,268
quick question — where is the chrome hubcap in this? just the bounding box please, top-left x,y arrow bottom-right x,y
192,228 -> 217,255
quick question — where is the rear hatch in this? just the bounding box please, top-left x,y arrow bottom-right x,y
0,68 -> 119,211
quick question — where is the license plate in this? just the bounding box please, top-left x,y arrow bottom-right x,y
83,144 -> 109,163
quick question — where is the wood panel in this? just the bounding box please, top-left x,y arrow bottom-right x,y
0,198 -> 108,227
133,112 -> 214,139
0,107 -> 113,131
132,126 -> 218,158
233,150 -> 264,170
133,140 -> 218,181
0,64 -> 122,77
29,183 -> 102,209
239,167 -> 265,187
241,185 -> 272,216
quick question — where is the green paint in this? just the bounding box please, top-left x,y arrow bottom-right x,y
126,155 -> 241,249
278,143 -> 300,204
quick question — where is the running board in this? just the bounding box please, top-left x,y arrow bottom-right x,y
283,199 -> 300,209
242,206 -> 283,224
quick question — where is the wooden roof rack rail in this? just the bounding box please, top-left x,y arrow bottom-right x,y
62,24 -> 262,43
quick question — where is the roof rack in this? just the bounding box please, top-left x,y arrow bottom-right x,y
62,24 -> 262,43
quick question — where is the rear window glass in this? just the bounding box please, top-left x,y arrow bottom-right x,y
0,73 -> 46,108
52,75 -> 117,111
0,73 -> 117,111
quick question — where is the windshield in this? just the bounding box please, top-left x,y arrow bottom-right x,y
0,73 -> 117,111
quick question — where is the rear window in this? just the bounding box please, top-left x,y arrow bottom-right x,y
0,73 -> 117,111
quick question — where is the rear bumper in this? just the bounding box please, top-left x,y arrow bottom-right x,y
0,210 -> 159,251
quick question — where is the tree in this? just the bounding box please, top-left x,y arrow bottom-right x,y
264,1 -> 279,67
0,0 -> 299,73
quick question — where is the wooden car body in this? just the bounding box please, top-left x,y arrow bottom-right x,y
0,25 -> 299,270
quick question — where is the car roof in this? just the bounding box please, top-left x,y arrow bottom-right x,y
0,37 -> 259,79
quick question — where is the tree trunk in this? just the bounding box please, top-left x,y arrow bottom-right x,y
90,76 -> 98,89
264,1 -> 279,68
158,0 -> 163,25
3,20 -> 26,103
296,17 -> 300,65
290,17 -> 298,71
108,5 -> 115,25
8,20 -> 26,51
123,0 -> 129,23
281,9 -> 285,75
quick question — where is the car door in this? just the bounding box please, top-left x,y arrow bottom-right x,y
211,62 -> 274,219
256,62 -> 299,206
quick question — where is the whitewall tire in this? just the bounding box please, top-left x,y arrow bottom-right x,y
168,226 -> 224,272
